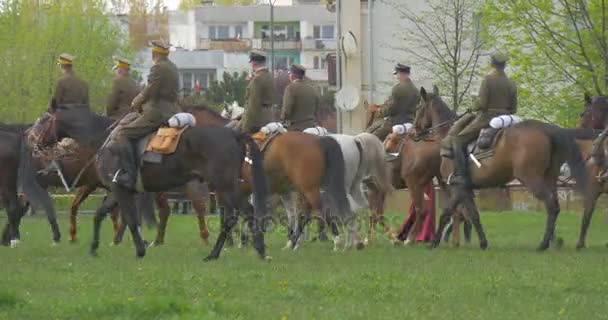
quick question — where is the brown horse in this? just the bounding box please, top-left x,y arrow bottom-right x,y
574,95 -> 608,249
39,106 -> 269,260
433,107 -> 589,250
29,114 -> 211,246
375,86 -> 471,246
186,105 -> 355,249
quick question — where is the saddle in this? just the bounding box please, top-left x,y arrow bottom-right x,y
466,115 -> 522,162
251,122 -> 287,151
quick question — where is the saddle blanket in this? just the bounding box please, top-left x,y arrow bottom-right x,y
145,126 -> 189,155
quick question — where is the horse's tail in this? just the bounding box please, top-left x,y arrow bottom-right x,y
319,136 -> 351,220
355,133 -> 394,194
136,192 -> 157,229
241,135 -> 269,222
535,122 -> 588,193
17,131 -> 59,226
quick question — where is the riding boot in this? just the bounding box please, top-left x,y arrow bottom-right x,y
451,142 -> 471,188
115,141 -> 137,191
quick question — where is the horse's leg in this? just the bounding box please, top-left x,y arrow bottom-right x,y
90,194 -> 118,256
431,188 -> 462,249
452,211 -> 461,247
69,185 -> 95,243
463,206 -> 472,244
2,189 -> 21,247
539,187 -> 560,251
293,190 -> 319,250
185,181 -> 210,245
577,184 -> 601,249
110,207 -> 123,245
460,190 -> 488,250
205,191 -> 239,261
152,192 -> 170,246
280,192 -> 297,249
405,185 -> 425,245
115,188 -> 146,258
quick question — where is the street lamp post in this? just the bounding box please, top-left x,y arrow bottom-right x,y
269,0 -> 276,74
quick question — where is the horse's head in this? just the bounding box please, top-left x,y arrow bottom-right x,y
416,85 -> 455,133
28,112 -> 60,147
578,93 -> 608,129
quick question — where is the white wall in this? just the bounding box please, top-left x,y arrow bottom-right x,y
169,11 -> 197,50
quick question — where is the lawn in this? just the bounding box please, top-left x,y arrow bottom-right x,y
1,209 -> 608,320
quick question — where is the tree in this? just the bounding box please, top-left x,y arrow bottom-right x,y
481,0 -> 607,126
380,0 -> 485,112
179,0 -> 258,10
205,71 -> 250,108
0,0 -> 129,122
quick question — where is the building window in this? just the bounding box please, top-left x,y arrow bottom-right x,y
314,25 -> 335,39
321,25 -> 334,39
274,56 -> 296,70
235,25 -> 243,39
209,25 -> 230,40
261,24 -> 297,40
313,56 -> 326,69
313,56 -> 319,69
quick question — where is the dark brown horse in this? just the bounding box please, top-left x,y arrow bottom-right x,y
40,106 -> 269,260
574,95 -> 608,249
29,114 -> 211,246
0,124 -> 60,246
187,105 -> 354,249
433,109 -> 589,250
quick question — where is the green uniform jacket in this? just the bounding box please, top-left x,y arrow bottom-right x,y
122,57 -> 180,140
381,79 -> 420,126
106,75 -> 140,120
475,69 -> 517,115
132,57 -> 180,120
281,79 -> 319,131
52,72 -> 89,107
241,67 -> 275,133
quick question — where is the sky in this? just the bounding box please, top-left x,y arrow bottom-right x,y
164,0 -> 293,10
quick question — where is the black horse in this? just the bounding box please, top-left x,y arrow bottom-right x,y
39,107 -> 270,260
0,123 -> 60,246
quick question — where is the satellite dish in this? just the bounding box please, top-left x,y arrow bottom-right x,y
341,31 -> 358,58
335,86 -> 360,111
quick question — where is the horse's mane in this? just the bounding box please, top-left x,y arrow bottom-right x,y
183,104 -> 226,121
55,108 -> 115,147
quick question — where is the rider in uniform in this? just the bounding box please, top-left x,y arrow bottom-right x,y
238,50 -> 275,134
366,63 -> 420,141
106,58 -> 140,120
50,53 -> 89,109
111,41 -> 179,190
442,52 -> 517,187
280,64 -> 319,131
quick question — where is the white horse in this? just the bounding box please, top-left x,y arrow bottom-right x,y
221,101 -> 245,120
283,131 -> 394,250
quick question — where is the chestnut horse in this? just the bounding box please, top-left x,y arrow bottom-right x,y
574,95 -> 608,249
186,105 -> 355,250
433,108 -> 589,250
378,87 -> 471,246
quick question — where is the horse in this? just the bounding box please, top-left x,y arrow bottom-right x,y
186,105 -> 354,250
432,99 -> 589,251
29,114 -> 211,246
221,101 -> 245,121
39,106 -> 269,260
0,124 -> 60,246
573,95 -> 608,249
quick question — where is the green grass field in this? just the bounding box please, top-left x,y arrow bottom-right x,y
1,209 -> 608,320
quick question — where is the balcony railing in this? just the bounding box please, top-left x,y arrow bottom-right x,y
301,39 -> 337,51
198,39 -> 251,51
251,38 -> 302,51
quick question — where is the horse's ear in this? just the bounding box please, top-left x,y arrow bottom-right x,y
420,87 -> 428,101
433,85 -> 439,96
584,92 -> 592,105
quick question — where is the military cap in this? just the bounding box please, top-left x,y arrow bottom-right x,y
57,53 -> 75,65
491,52 -> 508,64
393,63 -> 411,75
151,40 -> 170,55
289,64 -> 306,76
113,58 -> 130,70
249,50 -> 267,63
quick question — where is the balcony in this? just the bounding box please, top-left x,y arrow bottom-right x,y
198,39 -> 251,52
302,39 -> 337,51
251,38 -> 302,51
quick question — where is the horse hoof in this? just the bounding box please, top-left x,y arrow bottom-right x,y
363,237 -> 369,246
89,250 -> 98,257
203,255 -> 218,262
480,242 -> 488,250
262,255 -> 273,261
51,241 -> 59,247
10,239 -> 20,248
69,238 -> 77,243
576,242 -> 585,250
282,240 -> 293,250
136,249 -> 146,258
554,237 -> 564,249
149,241 -> 162,248
536,244 -> 549,252
403,239 -> 413,246
356,242 -> 365,250
292,243 -> 300,251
